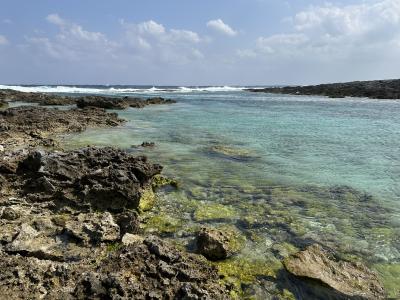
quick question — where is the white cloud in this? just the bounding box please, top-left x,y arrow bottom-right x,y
26,15 -> 204,67
239,0 -> 400,61
121,20 -> 203,64
207,19 -> 237,37
0,35 -> 9,45
27,14 -> 118,61
2,19 -> 12,24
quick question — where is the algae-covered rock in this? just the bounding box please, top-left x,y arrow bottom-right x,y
143,213 -> 183,234
271,242 -> 299,259
194,203 -> 239,222
283,244 -> 386,300
216,256 -> 282,297
152,174 -> 178,189
138,187 -> 156,212
208,145 -> 257,161
196,226 -> 246,260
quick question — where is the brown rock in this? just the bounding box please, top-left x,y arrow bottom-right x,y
283,244 -> 386,300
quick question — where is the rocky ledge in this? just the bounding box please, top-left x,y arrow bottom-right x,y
0,106 -> 124,151
247,79 -> 400,99
0,146 -> 230,299
0,88 -> 176,109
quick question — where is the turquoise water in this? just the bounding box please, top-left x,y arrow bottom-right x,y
62,90 -> 400,297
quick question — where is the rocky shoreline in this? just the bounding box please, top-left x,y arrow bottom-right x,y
0,89 -> 176,109
0,89 -> 387,299
247,79 -> 400,99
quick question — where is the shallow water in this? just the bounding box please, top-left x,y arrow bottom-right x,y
60,89 -> 400,298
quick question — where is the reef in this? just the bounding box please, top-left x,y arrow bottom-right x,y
0,88 -> 176,109
247,79 -> 400,99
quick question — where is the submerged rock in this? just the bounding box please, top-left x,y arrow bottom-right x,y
283,244 -> 386,300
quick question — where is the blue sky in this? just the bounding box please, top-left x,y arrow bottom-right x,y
0,0 -> 399,85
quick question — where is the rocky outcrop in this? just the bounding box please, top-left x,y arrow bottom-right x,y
0,146 -> 230,299
0,234 -> 229,299
76,95 -> 176,109
7,147 -> 162,212
0,88 -> 176,109
0,106 -> 124,150
247,79 -> 400,99
0,89 -> 76,105
283,244 -> 386,300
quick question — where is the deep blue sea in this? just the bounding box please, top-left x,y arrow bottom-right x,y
4,84 -> 400,297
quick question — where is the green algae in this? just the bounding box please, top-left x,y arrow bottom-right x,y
373,264 -> 400,298
143,213 -> 183,234
216,256 -> 282,297
271,242 -> 299,259
152,174 -> 179,189
194,203 -> 239,222
138,187 -> 156,212
215,224 -> 247,255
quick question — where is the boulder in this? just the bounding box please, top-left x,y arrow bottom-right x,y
283,244 -> 386,300
196,226 -> 245,261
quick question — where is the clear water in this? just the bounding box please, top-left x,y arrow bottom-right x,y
60,89 -> 400,298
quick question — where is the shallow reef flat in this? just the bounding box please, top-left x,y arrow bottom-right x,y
1,90 -> 399,299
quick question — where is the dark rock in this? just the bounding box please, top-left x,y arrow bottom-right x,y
13,147 -> 163,212
115,210 -> 140,235
141,141 -> 155,147
76,95 -> 176,110
247,79 -> 400,100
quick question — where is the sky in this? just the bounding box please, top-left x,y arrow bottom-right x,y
0,0 -> 400,85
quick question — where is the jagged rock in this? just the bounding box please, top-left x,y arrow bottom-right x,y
0,235 -> 230,299
283,244 -> 386,300
115,210 -> 140,235
64,212 -> 120,244
196,226 -> 245,261
4,223 -> 64,261
11,147 -> 163,212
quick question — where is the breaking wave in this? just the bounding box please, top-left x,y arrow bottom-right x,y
0,85 -> 246,95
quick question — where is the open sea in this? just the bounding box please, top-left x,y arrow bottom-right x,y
4,84 -> 400,298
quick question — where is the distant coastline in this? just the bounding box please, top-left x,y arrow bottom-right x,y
247,79 -> 400,100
